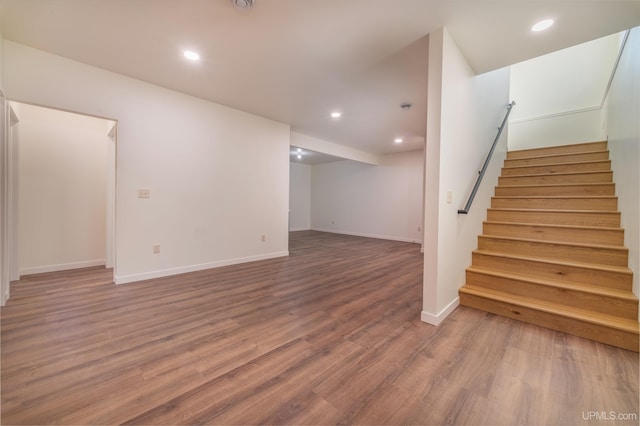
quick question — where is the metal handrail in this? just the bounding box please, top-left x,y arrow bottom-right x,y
458,101 -> 515,214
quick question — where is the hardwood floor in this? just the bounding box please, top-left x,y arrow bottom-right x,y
1,231 -> 638,425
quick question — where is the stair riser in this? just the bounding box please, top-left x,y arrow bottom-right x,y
491,197 -> 617,211
504,151 -> 609,167
501,161 -> 611,176
495,184 -> 615,197
459,292 -> 639,352
482,222 -> 625,246
506,141 -> 608,159
487,209 -> 621,227
477,237 -> 629,267
466,270 -> 638,320
472,252 -> 633,291
499,172 -> 613,186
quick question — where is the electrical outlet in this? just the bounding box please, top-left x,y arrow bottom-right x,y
152,244 -> 160,254
446,191 -> 453,204
138,189 -> 150,198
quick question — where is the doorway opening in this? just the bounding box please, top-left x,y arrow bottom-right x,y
5,102 -> 116,300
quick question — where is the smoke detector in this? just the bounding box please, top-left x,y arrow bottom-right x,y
232,0 -> 255,8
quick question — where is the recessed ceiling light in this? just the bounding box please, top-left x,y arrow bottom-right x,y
183,50 -> 200,61
394,138 -> 403,144
531,19 -> 554,32
330,111 -> 342,119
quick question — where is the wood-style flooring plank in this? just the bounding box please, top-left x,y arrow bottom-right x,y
1,231 -> 638,425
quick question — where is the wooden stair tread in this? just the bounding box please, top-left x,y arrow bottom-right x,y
499,170 -> 612,178
496,183 -> 614,188
473,249 -> 633,275
506,141 -> 608,159
489,207 -> 618,214
509,148 -> 609,160
502,159 -> 611,170
466,265 -> 638,301
505,149 -> 608,161
484,220 -> 623,232
459,285 -> 640,334
494,183 -> 616,196
479,234 -> 628,251
487,209 -> 622,228
492,196 -> 617,200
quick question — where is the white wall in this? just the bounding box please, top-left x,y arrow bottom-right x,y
422,28 -> 511,324
311,151 -> 423,243
509,33 -> 620,150
289,161 -> 311,231
3,41 -> 291,284
604,27 -> 640,306
16,103 -> 110,275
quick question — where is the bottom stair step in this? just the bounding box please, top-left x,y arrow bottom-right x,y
466,266 -> 638,320
459,285 -> 639,352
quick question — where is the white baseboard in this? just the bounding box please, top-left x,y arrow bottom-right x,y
289,227 -> 311,232
115,251 -> 289,285
421,297 -> 460,326
311,228 -> 420,244
21,259 -> 106,276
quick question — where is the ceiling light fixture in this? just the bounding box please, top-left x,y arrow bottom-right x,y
330,111 -> 342,119
232,0 -> 255,8
297,154 -> 302,160
394,138 -> 403,144
183,50 -> 200,61
531,19 -> 554,32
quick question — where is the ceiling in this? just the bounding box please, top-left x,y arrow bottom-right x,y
1,0 -> 639,163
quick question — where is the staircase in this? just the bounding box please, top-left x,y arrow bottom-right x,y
459,141 -> 640,352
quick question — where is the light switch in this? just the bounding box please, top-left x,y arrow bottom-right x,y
447,191 -> 453,204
